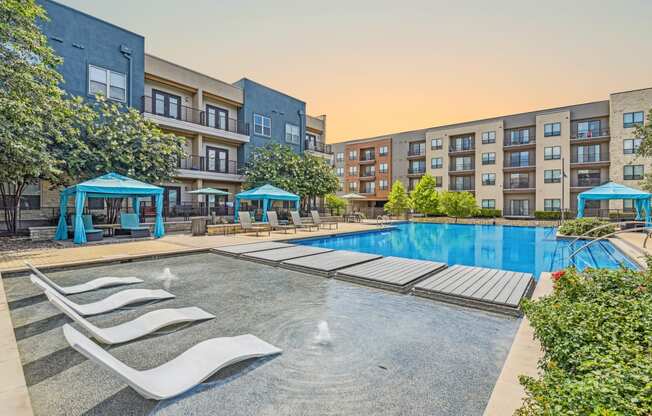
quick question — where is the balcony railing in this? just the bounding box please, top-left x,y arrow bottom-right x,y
571,155 -> 609,164
359,171 -> 376,179
449,144 -> 474,153
178,155 -> 244,175
504,180 -> 532,189
503,207 -> 532,217
449,163 -> 474,172
407,149 -> 426,157
573,178 -> 603,187
448,184 -> 475,191
142,96 -> 249,135
504,159 -> 534,168
408,166 -> 426,175
571,128 -> 610,140
304,140 -> 333,154
504,136 -> 535,147
360,153 -> 376,161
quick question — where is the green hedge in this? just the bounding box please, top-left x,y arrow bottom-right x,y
558,218 -> 615,237
475,208 -> 501,218
534,211 -> 561,220
518,267 -> 652,415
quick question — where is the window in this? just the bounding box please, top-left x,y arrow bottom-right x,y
348,182 -> 358,192
482,173 -> 496,186
482,199 -> 496,209
508,151 -> 530,167
451,176 -> 473,191
544,122 -> 561,137
409,141 -> 425,155
206,146 -> 228,173
206,105 -> 228,130
379,179 -> 388,190
431,157 -> 443,169
410,159 -> 425,173
577,169 -> 601,187
623,199 -> 635,212
360,148 -> 375,161
544,199 -> 561,212
482,152 -> 495,165
544,146 -> 561,160
88,65 -> 126,101
481,131 -> 496,144
544,169 -> 561,183
348,150 -> 357,160
434,176 -> 443,187
576,144 -> 601,163
453,156 -> 472,171
285,123 -> 300,144
408,178 -> 420,191
575,120 -> 602,138
379,163 -> 388,173
336,152 -> 344,162
507,128 -> 531,145
19,181 -> 40,210
361,181 -> 375,194
624,111 -> 644,128
508,173 -> 530,189
379,146 -> 388,156
624,165 -> 644,180
253,113 -> 271,137
336,167 -> 344,177
431,138 -> 443,150
348,166 -> 358,176
451,135 -> 473,151
624,138 -> 642,155
152,89 -> 181,119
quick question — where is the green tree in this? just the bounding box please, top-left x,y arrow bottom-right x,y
296,154 -> 339,210
439,191 -> 478,221
325,193 -> 346,215
0,0 -> 84,233
635,110 -> 652,192
409,173 -> 440,215
384,180 -> 411,217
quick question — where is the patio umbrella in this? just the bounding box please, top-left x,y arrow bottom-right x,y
188,188 -> 230,215
341,193 -> 365,200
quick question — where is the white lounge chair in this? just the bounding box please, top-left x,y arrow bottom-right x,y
31,275 -> 174,316
290,211 -> 319,231
62,324 -> 283,400
311,210 -> 338,230
26,262 -> 142,295
46,292 -> 214,344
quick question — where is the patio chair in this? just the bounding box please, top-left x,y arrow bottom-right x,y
68,214 -> 104,242
238,211 -> 270,237
267,211 -> 296,233
47,293 -> 214,345
290,211 -> 319,231
25,262 -> 142,295
119,213 -> 151,238
30,275 -> 174,316
62,324 -> 282,400
310,210 -> 338,230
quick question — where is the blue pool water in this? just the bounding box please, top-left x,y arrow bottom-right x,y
295,222 -> 638,278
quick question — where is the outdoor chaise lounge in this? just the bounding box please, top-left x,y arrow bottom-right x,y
62,324 -> 282,400
68,214 -> 104,242
310,210 -> 338,230
120,213 -> 151,238
267,211 -> 296,233
239,211 -> 271,236
30,275 -> 174,316
47,293 -> 214,344
290,211 -> 319,231
26,262 -> 142,295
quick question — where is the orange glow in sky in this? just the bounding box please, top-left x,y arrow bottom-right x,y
56,0 -> 652,142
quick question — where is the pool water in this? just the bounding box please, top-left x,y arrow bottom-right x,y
295,222 -> 638,278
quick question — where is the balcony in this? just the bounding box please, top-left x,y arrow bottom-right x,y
449,163 -> 475,175
407,149 -> 426,159
448,184 -> 475,192
359,153 -> 376,164
503,207 -> 533,218
359,170 -> 376,180
304,140 -> 333,154
570,178 -> 605,191
571,128 -> 610,142
176,155 -> 245,182
448,144 -> 475,155
503,159 -> 536,171
570,155 -> 610,168
360,187 -> 376,195
407,166 -> 426,176
141,96 -> 250,142
504,180 -> 535,193
504,136 -> 536,149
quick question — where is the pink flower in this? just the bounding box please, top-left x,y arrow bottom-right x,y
551,271 -> 565,282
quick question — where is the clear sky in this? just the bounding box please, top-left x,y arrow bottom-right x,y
54,0 -> 652,142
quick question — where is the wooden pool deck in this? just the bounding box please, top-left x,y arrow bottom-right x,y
211,242 -> 295,257
413,265 -> 535,316
335,256 -> 447,293
280,250 -> 382,277
240,246 -> 333,266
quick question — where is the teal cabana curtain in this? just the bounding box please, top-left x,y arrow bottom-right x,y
154,193 -> 164,237
55,193 -> 68,240
576,182 -> 652,224
234,184 -> 301,222
73,191 -> 87,244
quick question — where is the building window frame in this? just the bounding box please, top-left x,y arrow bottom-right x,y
481,131 -> 496,144
544,122 -> 561,137
544,199 -> 561,212
434,176 -> 443,187
88,64 -> 127,102
336,152 -> 344,162
481,199 -> 496,209
624,111 -> 644,128
544,146 -> 561,160
285,123 -> 300,144
482,173 -> 496,186
348,150 -> 357,160
379,145 -> 388,156
431,157 -> 443,169
544,169 -> 562,184
624,138 -> 642,155
481,152 -> 496,165
379,163 -> 388,173
253,113 -> 271,137
206,104 -> 229,130
624,165 -> 644,180
431,138 -> 443,150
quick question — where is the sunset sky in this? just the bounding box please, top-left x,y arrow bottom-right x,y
55,0 -> 652,142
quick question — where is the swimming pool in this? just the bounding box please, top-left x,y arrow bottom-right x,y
295,222 -> 638,278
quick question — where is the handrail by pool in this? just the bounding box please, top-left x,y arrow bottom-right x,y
568,226 -> 651,264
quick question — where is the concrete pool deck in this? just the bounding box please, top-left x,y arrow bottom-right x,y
5,253 -> 520,415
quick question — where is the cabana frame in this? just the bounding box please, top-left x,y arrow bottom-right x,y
234,184 -> 300,222
576,181 -> 651,223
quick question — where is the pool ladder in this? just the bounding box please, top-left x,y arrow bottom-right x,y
566,221 -> 650,265
376,215 -> 390,227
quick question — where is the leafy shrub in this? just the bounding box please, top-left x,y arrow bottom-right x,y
534,210 -> 561,220
558,218 -> 615,237
608,211 -> 636,220
324,194 -> 346,215
475,208 -> 501,218
517,267 -> 652,415
439,191 -> 477,220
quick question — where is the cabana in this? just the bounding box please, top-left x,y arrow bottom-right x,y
234,184 -> 300,222
55,173 -> 165,244
577,182 -> 651,223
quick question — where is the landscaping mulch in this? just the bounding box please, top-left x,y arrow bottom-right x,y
0,236 -> 61,254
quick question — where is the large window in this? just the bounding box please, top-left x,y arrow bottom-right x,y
544,199 -> 561,212
379,146 -> 388,156
336,152 -> 344,162
0,181 -> 41,210
348,166 -> 358,176
544,169 -> 561,183
409,141 -> 426,155
623,199 -> 635,212
253,113 -> 271,137
624,138 -> 642,155
482,152 -> 495,165
379,179 -> 388,190
576,120 -> 602,138
544,122 -> 561,137
206,105 -> 228,130
348,150 -> 357,160
451,135 -> 473,151
482,199 -> 495,209
576,144 -> 601,163
577,169 -> 601,187
206,146 -> 228,173
379,163 -> 388,173
481,131 -> 496,144
624,111 -> 644,128
285,123 -> 300,144
336,167 -> 344,177
624,165 -> 644,180
453,156 -> 472,171
544,146 -> 561,160
482,173 -> 496,186
508,151 -> 530,167
431,157 -> 443,169
88,65 -> 126,102
153,89 -> 181,119
348,182 -> 358,192
434,176 -> 443,187
431,138 -> 442,150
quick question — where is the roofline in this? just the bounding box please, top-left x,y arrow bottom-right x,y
610,86 -> 652,96
40,0 -> 144,39
145,53 -> 242,92
235,78 -> 306,105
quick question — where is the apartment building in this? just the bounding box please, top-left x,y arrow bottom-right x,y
335,87 -> 652,217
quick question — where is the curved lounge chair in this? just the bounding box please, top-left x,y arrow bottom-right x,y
26,262 -> 142,295
46,293 -> 214,344
63,324 -> 283,400
30,276 -> 174,316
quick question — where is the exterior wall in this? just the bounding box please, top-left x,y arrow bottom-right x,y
343,138 -> 393,202
233,78 -> 307,161
535,111 -> 571,212
391,130 -> 428,188
38,0 -> 145,107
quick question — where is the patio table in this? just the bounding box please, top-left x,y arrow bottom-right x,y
95,224 -> 121,237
